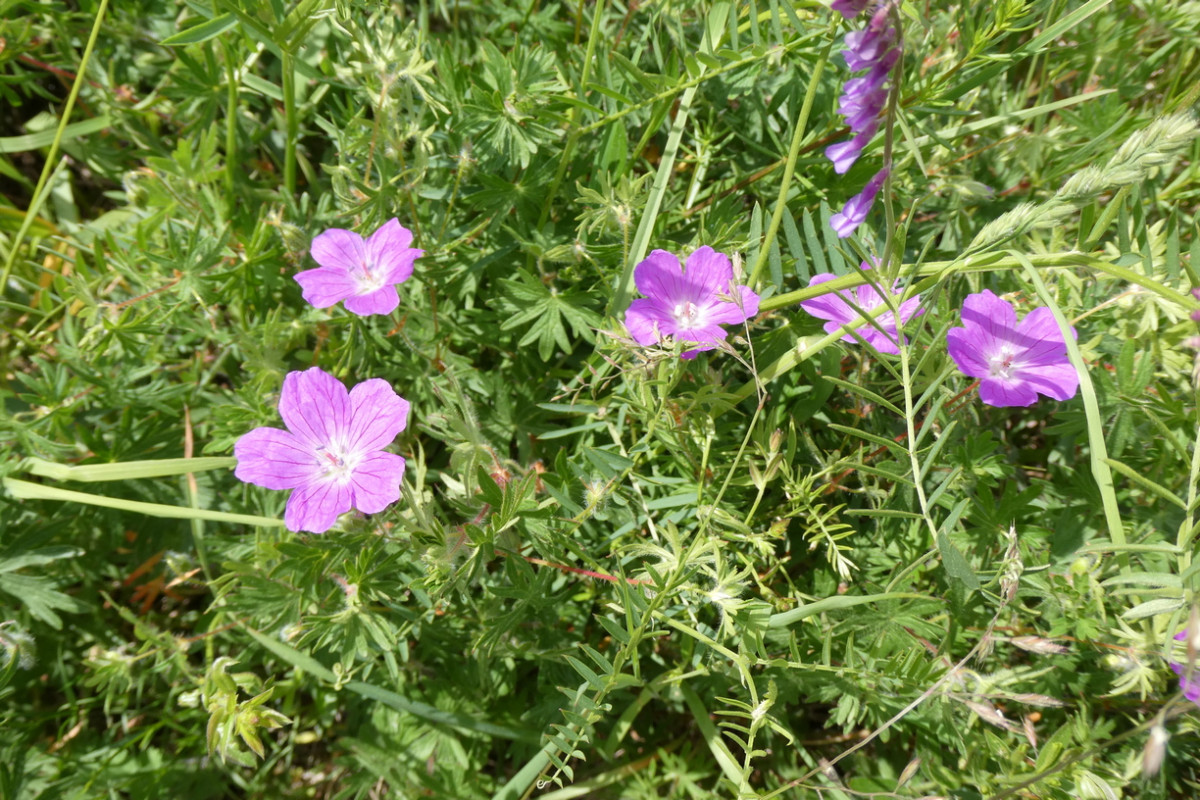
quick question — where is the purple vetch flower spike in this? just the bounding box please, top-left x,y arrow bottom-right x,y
825,0 -> 900,197
799,261 -> 923,354
295,218 -> 424,316
825,122 -> 879,174
624,246 -> 760,359
1170,628 -> 1200,706
830,167 -> 888,237
831,0 -> 871,19
234,367 -> 410,533
838,85 -> 888,133
842,24 -> 896,71
945,290 -> 1080,408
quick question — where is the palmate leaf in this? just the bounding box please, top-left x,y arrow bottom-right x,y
0,547 -> 88,629
498,272 -> 603,361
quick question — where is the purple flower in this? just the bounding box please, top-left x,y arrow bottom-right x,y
235,367 -> 410,533
946,290 -> 1080,407
831,0 -> 871,19
294,218 -> 424,316
1170,628 -> 1200,706
624,246 -> 760,359
799,262 -> 923,354
830,167 -> 888,237
825,122 -> 879,174
842,25 -> 896,71
824,0 -> 899,207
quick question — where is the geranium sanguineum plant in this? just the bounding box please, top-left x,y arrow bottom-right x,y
624,246 -> 760,359
946,290 -> 1079,408
234,367 -> 410,533
295,218 -> 423,316
799,261 -> 922,354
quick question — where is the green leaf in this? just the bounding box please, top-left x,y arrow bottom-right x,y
160,12 -> 239,46
1122,597 -> 1184,620
937,531 -> 980,590
0,116 -> 111,154
768,592 -> 933,628
0,573 -> 87,629
244,628 -> 536,742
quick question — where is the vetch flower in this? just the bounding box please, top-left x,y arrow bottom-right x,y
799,261 -> 923,354
295,218 -> 423,316
831,0 -> 871,19
825,1 -> 899,233
830,167 -> 888,237
235,367 -> 410,533
842,12 -> 897,72
825,123 -> 878,175
624,246 -> 760,359
1170,627 -> 1200,706
946,290 -> 1080,407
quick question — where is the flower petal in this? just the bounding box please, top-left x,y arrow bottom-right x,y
682,246 -> 735,299
311,228 -> 366,272
958,290 -> 1019,356
895,292 -> 926,324
366,218 -> 413,256
346,378 -> 410,452
800,274 -> 855,325
350,451 -> 406,514
234,427 -> 319,490
278,368 -> 350,450
946,327 -> 991,379
633,250 -> 688,304
858,324 -> 902,355
625,297 -> 676,345
365,218 -> 421,285
671,322 -> 730,347
705,285 -> 760,326
294,266 -> 360,309
1018,361 -> 1079,402
344,286 -> 401,316
284,479 -> 352,533
978,377 -> 1039,408
1170,661 -> 1200,705
831,167 -> 887,237
1014,306 -> 1075,365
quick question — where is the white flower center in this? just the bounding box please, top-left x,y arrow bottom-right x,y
988,346 -> 1019,379
316,443 -> 358,484
354,259 -> 387,294
673,300 -> 704,329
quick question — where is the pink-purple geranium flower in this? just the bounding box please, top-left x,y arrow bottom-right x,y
234,367 -> 410,533
294,218 -> 423,316
1170,628 -> 1200,706
799,261 -> 922,354
624,246 -> 760,359
946,290 -> 1079,408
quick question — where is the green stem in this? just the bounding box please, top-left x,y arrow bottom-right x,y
1020,253 -> 1126,548
746,24 -> 834,288
222,38 -> 240,200
761,251 -> 1200,313
282,49 -> 298,199
0,0 -> 108,300
536,0 -> 607,231
4,478 -> 284,528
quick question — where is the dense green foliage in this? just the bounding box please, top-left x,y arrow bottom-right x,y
2,0 -> 1200,797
